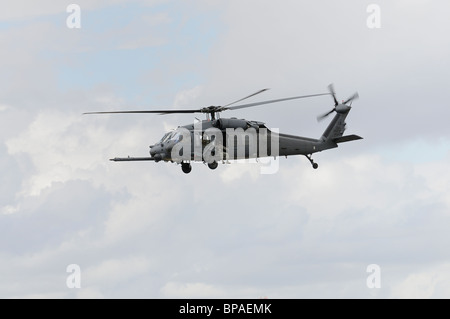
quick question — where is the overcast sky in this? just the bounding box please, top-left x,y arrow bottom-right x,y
1,0 -> 449,298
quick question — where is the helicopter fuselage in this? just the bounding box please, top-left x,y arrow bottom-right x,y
148,117 -> 338,164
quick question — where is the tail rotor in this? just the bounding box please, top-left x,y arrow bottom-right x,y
317,84 -> 359,122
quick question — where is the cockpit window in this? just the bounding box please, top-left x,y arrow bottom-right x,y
170,132 -> 182,142
160,131 -> 183,143
160,132 -> 172,143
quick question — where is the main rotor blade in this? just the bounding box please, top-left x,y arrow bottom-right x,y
83,91 -> 332,115
222,88 -> 270,108
83,109 -> 201,115
328,84 -> 339,106
343,92 -> 359,105
317,109 -> 335,122
224,93 -> 330,111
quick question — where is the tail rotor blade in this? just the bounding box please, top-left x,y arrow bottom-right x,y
343,92 -> 359,105
328,84 -> 339,106
317,109 -> 335,122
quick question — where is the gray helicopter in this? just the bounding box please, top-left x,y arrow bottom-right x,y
84,84 -> 362,174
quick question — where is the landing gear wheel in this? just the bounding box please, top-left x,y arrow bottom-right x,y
181,163 -> 192,174
305,155 -> 319,170
207,162 -> 218,170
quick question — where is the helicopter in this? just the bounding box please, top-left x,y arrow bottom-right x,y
84,84 -> 362,174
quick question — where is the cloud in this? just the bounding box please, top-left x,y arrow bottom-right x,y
161,282 -> 226,298
0,180 -> 113,254
82,257 -> 152,288
1,140 -> 449,298
200,0 -> 450,144
0,0 -> 167,21
1,0 -> 450,299
391,263 -> 450,299
75,287 -> 105,299
174,86 -> 204,107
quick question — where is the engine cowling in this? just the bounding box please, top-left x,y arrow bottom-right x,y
214,118 -> 249,130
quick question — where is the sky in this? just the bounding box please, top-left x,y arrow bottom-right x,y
0,0 -> 449,299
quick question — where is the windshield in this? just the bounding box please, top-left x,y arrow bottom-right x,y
160,132 -> 172,143
159,131 -> 183,143
170,131 -> 183,142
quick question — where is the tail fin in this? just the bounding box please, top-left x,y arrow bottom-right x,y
320,111 -> 362,144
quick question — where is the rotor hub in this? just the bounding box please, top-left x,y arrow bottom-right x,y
335,104 -> 351,114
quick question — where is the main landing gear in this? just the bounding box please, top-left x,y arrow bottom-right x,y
181,162 -> 192,174
207,161 -> 218,170
305,154 -> 319,169
181,161 -> 219,174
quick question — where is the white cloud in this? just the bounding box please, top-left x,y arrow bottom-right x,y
1,0 -> 450,299
1,205 -> 20,215
391,263 -> 450,299
83,257 -> 152,288
161,281 -> 226,298
219,160 -> 264,183
415,155 -> 450,208
0,104 -> 10,111
76,287 -> 105,299
0,0 -> 167,21
4,108 -> 165,197
6,111 -> 108,196
174,86 -> 204,107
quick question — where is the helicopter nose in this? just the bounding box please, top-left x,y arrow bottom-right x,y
150,144 -> 166,162
150,145 -> 165,162
149,145 -> 157,157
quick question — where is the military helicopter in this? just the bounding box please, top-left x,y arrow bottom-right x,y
84,84 -> 362,174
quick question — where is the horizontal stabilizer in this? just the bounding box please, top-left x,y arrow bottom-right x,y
110,157 -> 155,162
333,134 -> 363,144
